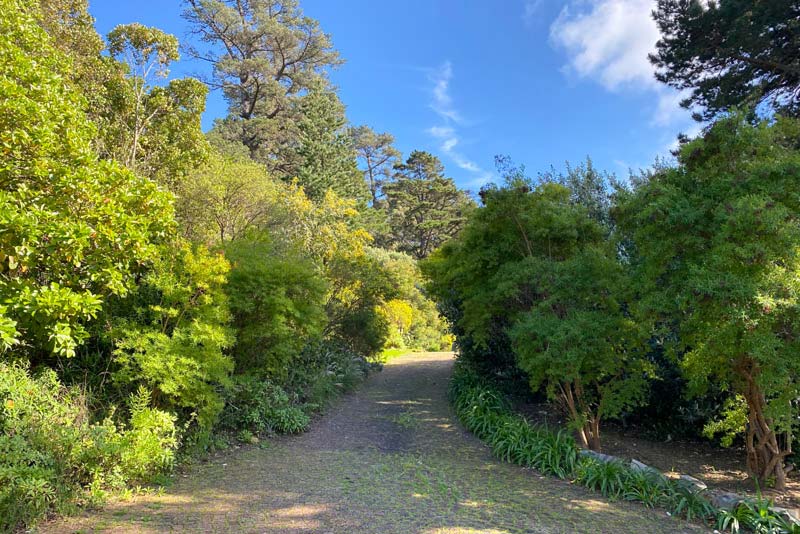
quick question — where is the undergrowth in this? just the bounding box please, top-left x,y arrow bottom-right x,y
448,361 -> 800,534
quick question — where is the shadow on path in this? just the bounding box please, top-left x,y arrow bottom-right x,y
40,353 -> 706,533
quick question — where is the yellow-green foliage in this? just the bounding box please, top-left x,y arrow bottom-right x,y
0,0 -> 174,360
372,248 -> 452,351
379,299 -> 414,348
111,242 -> 235,429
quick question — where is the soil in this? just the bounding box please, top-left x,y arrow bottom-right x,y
38,353 -> 705,533
517,399 -> 800,511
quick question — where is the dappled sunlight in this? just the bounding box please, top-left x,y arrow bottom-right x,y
262,503 -> 332,531
565,497 -> 614,513
423,528 -> 512,534
41,336 -> 696,533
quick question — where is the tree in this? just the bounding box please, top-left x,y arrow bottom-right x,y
650,0 -> 800,120
349,125 -> 400,205
107,23 -> 208,187
0,1 -> 174,360
177,153 -> 278,245
616,114 -> 800,489
538,157 -> 615,231
383,151 -> 474,259
424,181 -> 647,450
510,244 -> 647,451
183,0 -> 341,170
292,87 -> 366,201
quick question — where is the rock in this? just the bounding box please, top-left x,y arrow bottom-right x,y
630,459 -> 660,474
677,474 -> 708,492
579,449 -> 622,464
630,459 -> 667,484
708,491 -> 743,511
769,506 -> 800,526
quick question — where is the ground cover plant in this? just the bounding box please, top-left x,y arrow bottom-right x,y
448,360 -> 800,533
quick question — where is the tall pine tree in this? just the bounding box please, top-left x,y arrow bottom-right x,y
383,151 -> 474,259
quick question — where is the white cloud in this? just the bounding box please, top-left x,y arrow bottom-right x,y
427,126 -> 455,139
429,61 -> 463,124
652,90 -> 688,126
428,125 -> 479,172
550,0 -> 659,90
549,0 -> 694,129
425,62 -> 494,187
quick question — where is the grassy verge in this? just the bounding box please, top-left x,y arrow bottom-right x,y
448,361 -> 799,534
377,347 -> 419,363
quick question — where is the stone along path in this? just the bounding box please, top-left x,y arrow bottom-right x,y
40,353 -> 706,533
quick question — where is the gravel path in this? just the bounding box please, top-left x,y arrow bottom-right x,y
39,352 -> 706,533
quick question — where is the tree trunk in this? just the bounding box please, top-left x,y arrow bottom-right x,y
737,358 -> 792,491
584,415 -> 601,452
559,381 -> 602,451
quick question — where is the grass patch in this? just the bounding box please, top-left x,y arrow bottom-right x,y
378,347 -> 417,362
391,410 -> 419,430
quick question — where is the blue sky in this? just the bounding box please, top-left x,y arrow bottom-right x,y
89,0 -> 699,191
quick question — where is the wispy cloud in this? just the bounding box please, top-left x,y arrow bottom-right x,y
549,0 -> 693,130
426,61 -> 493,186
429,61 -> 463,124
523,0 -> 544,26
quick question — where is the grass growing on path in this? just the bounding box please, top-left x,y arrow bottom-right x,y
40,353 -> 704,533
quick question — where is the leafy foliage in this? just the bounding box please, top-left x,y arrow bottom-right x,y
220,375 -> 309,435
224,239 -> 327,378
651,0 -> 800,120
0,362 -> 177,531
426,179 -> 648,450
616,114 -> 800,489
110,242 -> 235,429
0,0 -> 174,360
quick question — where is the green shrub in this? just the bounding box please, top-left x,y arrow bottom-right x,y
111,242 -> 235,429
288,340 -> 373,409
0,362 -> 177,530
220,375 -> 309,435
224,240 -> 328,379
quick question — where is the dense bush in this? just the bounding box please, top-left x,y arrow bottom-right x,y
372,248 -> 453,352
224,239 -> 327,378
616,115 -> 800,489
0,363 -> 177,531
0,0 -> 173,362
110,242 -> 235,430
220,376 -> 309,435
426,181 -> 650,450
